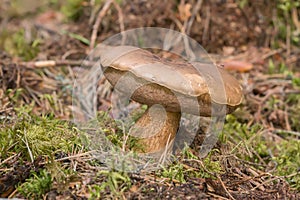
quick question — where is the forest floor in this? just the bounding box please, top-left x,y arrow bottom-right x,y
0,0 -> 300,199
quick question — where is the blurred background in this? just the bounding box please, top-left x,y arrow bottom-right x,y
0,0 -> 300,199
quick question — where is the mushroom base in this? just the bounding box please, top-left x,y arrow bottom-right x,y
129,105 -> 181,155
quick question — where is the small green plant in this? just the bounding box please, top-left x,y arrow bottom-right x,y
292,76 -> 300,87
6,88 -> 24,103
273,140 -> 300,190
89,170 -> 131,199
268,59 -> 292,74
17,169 -> 52,199
0,105 -> 83,161
3,29 -> 40,61
86,110 -> 148,152
273,0 -> 300,47
88,184 -> 107,199
223,115 -> 268,164
57,0 -> 109,22
46,160 -> 79,193
237,0 -> 248,9
161,162 -> 186,183
182,145 -> 198,160
286,93 -> 300,132
61,0 -> 86,21
182,146 -> 222,177
268,59 -> 276,74
159,148 -> 222,183
222,111 -> 300,191
201,152 -> 223,176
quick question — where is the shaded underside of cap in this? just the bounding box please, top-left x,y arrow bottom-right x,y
104,67 -> 239,116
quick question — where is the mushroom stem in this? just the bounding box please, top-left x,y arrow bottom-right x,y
129,105 -> 181,155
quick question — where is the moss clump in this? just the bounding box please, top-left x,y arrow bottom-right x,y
221,114 -> 300,190
222,115 -> 268,164
0,104 -> 87,198
61,0 -> 86,21
273,140 -> 300,190
17,169 -> 52,200
286,93 -> 300,132
1,29 -> 40,61
159,148 -> 222,183
0,105 -> 83,162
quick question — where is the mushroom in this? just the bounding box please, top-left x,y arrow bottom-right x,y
100,46 -> 243,155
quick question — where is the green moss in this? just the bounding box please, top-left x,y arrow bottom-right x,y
222,113 -> 300,190
161,162 -> 186,183
84,109 -> 148,152
0,105 -> 83,162
274,0 -> 300,47
17,169 -> 52,199
286,93 -> 300,132
2,29 -> 41,61
61,0 -> 86,21
222,115 -> 269,164
273,140 -> 300,190
88,170 -> 131,199
202,152 -> 222,174
159,148 -> 222,183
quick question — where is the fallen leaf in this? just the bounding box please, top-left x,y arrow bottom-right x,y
178,3 -> 192,21
222,60 -> 253,72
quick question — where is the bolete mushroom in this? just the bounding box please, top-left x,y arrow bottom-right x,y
100,45 -> 243,155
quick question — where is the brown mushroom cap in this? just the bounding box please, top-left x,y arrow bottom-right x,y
101,46 -> 243,116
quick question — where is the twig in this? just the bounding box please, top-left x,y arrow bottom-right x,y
186,0 -> 203,35
208,192 -> 230,200
89,0 -> 99,25
249,169 -> 299,192
90,0 -> 113,50
232,155 -> 267,168
20,60 -> 96,68
292,8 -> 300,33
171,15 -> 184,32
274,129 -> 300,137
286,24 -> 291,58
284,106 -> 291,131
217,175 -> 236,200
8,189 -> 18,199
158,133 -> 172,165
112,0 -> 125,44
253,73 -> 289,82
0,63 -> 3,77
183,158 -> 215,177
62,49 -> 83,60
113,0 -> 125,32
0,107 -> 13,113
170,18 -> 195,60
202,5 -> 211,44
40,151 -> 96,165
234,167 -> 266,191
261,48 -> 283,60
0,154 -> 18,166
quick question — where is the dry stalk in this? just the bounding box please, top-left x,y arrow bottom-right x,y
90,0 -> 113,50
186,0 -> 203,35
